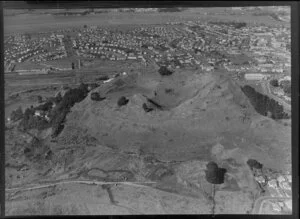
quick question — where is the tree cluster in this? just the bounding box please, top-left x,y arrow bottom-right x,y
96,75 -> 109,81
279,80 -> 291,96
241,85 -> 290,120
49,83 -> 89,136
17,105 -> 50,131
158,66 -> 173,76
35,101 -> 53,111
88,83 -> 99,91
17,83 -> 90,137
165,88 -> 174,94
205,161 -> 227,184
117,96 -> 129,106
247,159 -> 263,170
10,106 -> 23,122
91,92 -> 106,101
142,103 -> 154,112
270,79 -> 279,87
37,95 -> 43,103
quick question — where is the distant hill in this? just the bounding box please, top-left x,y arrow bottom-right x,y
56,70 -> 291,173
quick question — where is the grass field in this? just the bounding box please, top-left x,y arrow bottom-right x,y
41,58 -> 73,69
14,62 -> 45,71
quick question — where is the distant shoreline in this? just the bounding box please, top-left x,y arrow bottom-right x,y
4,11 -> 288,36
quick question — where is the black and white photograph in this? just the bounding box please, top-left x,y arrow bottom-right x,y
3,1 -> 297,216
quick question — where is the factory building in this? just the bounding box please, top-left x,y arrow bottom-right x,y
244,73 -> 269,81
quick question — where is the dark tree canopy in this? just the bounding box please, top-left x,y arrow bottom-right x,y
142,103 -> 154,112
280,80 -> 291,95
206,161 -> 218,171
283,86 -> 291,95
23,108 -> 35,120
10,106 -> 23,122
117,96 -> 129,106
158,66 -> 173,76
241,85 -> 290,120
88,83 -> 99,91
35,101 -> 53,111
270,79 -> 279,87
54,93 -> 63,104
247,159 -> 263,170
18,83 -> 89,137
96,76 -> 109,81
37,95 -> 43,103
205,161 -> 227,184
24,147 -> 31,154
45,150 -> 53,160
146,98 -> 163,110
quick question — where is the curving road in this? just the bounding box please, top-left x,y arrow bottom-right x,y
252,196 -> 291,214
6,179 -> 157,193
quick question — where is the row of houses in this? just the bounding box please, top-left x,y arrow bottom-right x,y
5,33 -> 67,65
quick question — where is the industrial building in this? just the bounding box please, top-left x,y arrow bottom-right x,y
244,73 -> 269,81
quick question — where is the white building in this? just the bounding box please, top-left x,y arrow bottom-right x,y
34,110 -> 44,117
103,78 -> 114,83
244,73 -> 267,81
279,75 -> 291,83
277,175 -> 286,183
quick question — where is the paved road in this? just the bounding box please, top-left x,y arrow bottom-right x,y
5,69 -> 112,87
252,196 -> 291,214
